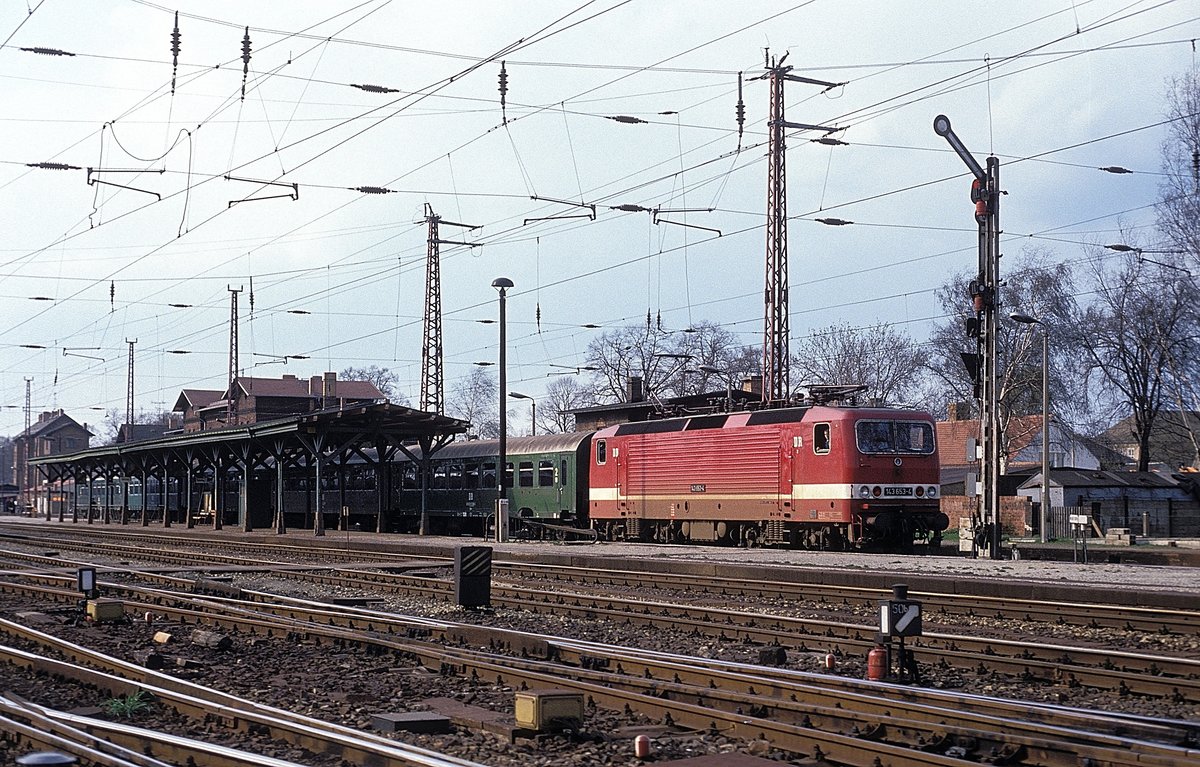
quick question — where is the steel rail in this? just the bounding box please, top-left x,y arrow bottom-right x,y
0,622 -> 488,767
1,693 -> 307,767
3,579 -> 1195,767
493,561 -> 1200,635
4,546 -> 1198,704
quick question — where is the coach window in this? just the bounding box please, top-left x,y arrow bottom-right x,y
464,462 -> 480,489
561,459 -> 568,487
813,423 -> 831,454
431,464 -> 448,490
596,439 -> 607,464
518,461 -> 534,488
538,460 -> 554,487
448,463 -> 464,490
481,462 -> 497,489
505,462 -> 515,489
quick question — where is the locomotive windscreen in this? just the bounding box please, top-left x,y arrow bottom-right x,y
855,420 -> 935,454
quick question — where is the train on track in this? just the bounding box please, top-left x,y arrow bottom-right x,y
63,397 -> 946,551
397,399 -> 947,551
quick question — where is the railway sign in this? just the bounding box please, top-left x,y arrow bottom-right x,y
880,601 -> 922,638
879,584 -> 922,638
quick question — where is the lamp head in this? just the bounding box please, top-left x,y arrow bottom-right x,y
491,277 -> 514,291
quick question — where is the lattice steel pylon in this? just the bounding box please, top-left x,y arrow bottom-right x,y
420,204 -> 480,413
125,338 -> 137,429
227,285 -> 242,425
760,53 -> 840,404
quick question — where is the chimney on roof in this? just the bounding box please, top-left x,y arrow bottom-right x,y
282,374 -> 297,381
741,375 -> 762,396
947,401 -> 970,421
626,375 -> 644,403
323,371 -> 337,409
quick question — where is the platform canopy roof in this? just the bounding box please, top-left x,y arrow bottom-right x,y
30,402 -> 468,470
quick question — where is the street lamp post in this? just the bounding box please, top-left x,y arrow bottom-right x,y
492,277 -> 513,542
509,392 -> 535,435
1012,312 -> 1051,543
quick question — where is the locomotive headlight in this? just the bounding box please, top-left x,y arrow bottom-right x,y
927,486 -> 938,498
859,485 -> 871,499
872,486 -> 882,498
915,486 -> 925,497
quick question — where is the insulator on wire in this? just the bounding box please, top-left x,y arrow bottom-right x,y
498,61 -> 509,124
645,309 -> 651,329
20,46 -> 73,56
735,72 -> 745,150
170,11 -> 182,95
351,83 -> 398,94
110,281 -> 115,312
354,186 -> 394,194
1192,148 -> 1199,188
535,302 -> 541,333
26,162 -> 80,171
240,26 -> 252,101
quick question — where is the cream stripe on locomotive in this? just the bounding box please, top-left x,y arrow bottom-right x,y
592,484 -> 935,502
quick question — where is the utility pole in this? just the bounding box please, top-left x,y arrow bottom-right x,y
759,52 -> 840,404
228,285 -> 242,426
22,377 -> 31,506
420,203 -> 480,413
934,115 -> 1002,559
125,338 -> 137,432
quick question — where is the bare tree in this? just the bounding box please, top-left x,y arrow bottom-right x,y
1074,250 -> 1199,471
927,247 -> 1082,465
585,320 -> 757,403
97,407 -> 171,446
791,322 -> 926,406
339,365 -> 409,405
1157,68 -> 1200,273
538,376 -> 594,433
446,367 -> 501,438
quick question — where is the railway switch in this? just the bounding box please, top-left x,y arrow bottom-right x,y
514,689 -> 583,732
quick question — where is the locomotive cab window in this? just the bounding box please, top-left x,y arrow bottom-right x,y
856,420 -> 935,455
596,439 -> 607,465
813,423 -> 831,454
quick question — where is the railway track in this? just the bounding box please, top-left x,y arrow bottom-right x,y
0,578 -> 1195,767
1,537 -> 1198,703
3,526 -> 1197,634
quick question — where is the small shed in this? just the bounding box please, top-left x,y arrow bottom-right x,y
1017,469 -> 1200,538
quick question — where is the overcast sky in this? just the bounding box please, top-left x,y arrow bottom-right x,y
1,1 -> 1196,435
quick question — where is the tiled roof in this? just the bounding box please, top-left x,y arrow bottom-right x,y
173,389 -> 223,412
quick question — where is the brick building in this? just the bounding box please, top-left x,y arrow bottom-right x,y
12,410 -> 92,506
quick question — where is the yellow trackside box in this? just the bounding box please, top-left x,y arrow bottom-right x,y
514,689 -> 583,731
87,598 -> 125,622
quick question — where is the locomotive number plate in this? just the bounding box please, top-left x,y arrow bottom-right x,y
690,484 -> 707,493
883,486 -> 912,497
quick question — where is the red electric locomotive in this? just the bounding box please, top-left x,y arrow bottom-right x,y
588,402 -> 947,550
